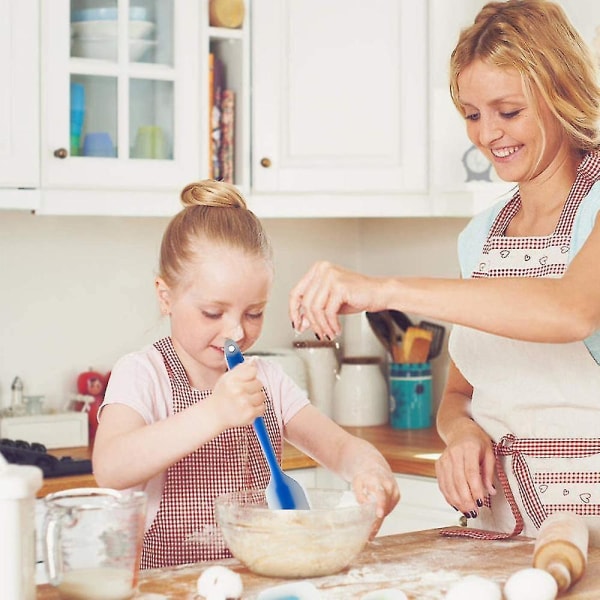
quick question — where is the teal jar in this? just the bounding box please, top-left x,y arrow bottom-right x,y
389,362 -> 432,429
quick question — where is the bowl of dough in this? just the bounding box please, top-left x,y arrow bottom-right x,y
214,488 -> 376,578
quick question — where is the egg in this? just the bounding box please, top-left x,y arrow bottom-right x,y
197,565 -> 243,600
445,574 -> 502,600
504,568 -> 557,600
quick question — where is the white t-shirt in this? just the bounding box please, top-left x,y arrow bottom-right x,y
99,343 -> 310,529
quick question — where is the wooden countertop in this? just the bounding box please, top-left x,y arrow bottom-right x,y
38,426 -> 444,497
36,527 -> 600,598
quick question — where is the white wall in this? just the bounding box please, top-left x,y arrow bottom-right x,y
0,212 -> 468,413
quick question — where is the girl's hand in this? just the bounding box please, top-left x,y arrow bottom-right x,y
351,465 -> 400,539
209,361 -> 265,430
435,420 -> 496,518
289,261 -> 386,340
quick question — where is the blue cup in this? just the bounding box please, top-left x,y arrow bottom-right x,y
82,132 -> 115,157
389,362 -> 432,429
70,83 -> 85,155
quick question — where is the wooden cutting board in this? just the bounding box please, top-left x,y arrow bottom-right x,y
35,528 -> 600,599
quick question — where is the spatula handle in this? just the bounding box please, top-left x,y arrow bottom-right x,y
224,339 -> 280,472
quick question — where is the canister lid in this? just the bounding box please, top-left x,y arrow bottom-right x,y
341,356 -> 381,365
293,340 -> 337,349
0,455 -> 43,499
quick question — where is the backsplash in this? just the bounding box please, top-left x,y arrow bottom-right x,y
0,211 -> 467,413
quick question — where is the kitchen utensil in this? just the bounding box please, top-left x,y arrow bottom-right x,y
214,488 -> 376,577
43,488 -> 147,600
388,309 -> 413,333
365,311 -> 394,357
224,339 -> 310,510
534,511 -> 589,593
403,326 -> 433,363
417,320 -> 446,360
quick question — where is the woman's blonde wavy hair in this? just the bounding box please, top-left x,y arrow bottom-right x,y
158,180 -> 273,289
450,0 -> 600,155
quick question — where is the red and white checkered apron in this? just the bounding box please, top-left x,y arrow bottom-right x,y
140,337 -> 281,568
443,152 -> 600,541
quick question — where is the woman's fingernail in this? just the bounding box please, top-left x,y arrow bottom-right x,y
470,510 -> 478,519
476,498 -> 483,507
463,512 -> 470,519
291,320 -> 295,330
452,505 -> 459,511
315,333 -> 321,341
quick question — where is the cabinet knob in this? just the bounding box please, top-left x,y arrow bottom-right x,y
260,157 -> 272,168
53,148 -> 68,159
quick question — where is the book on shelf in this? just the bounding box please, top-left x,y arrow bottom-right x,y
209,53 -> 226,180
219,89 -> 235,183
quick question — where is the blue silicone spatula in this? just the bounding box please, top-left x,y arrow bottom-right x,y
224,339 -> 310,510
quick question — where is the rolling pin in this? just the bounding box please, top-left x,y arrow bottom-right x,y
533,512 -> 589,593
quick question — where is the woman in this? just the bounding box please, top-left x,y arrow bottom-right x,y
289,0 -> 600,543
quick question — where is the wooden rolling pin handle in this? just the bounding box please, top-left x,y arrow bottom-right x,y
533,512 -> 589,593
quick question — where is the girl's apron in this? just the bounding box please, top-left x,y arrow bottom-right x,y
443,174 -> 600,545
140,337 -> 281,569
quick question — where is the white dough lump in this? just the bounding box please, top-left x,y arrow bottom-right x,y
445,574 -> 502,600
504,568 -> 557,600
197,565 -> 243,600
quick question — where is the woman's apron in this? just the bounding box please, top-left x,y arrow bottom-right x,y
140,337 -> 281,569
443,178 -> 600,545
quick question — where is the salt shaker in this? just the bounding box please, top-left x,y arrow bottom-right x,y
293,340 -> 339,417
0,453 -> 43,600
11,376 -> 24,408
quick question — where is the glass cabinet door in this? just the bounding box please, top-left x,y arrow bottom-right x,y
69,0 -> 173,161
42,0 -> 200,192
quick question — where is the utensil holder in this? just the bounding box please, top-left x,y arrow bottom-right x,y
389,362 -> 432,429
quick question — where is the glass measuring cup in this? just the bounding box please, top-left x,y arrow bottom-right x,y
43,488 -> 146,600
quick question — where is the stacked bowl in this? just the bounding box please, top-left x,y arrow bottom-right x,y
71,6 -> 156,61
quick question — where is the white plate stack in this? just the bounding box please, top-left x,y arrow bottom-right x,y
70,6 -> 156,62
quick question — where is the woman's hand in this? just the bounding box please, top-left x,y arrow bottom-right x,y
209,361 -> 266,430
289,261 -> 388,340
435,418 -> 496,518
351,465 -> 400,539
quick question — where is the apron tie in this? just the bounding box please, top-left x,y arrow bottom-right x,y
441,434 -> 600,540
440,434 -> 524,540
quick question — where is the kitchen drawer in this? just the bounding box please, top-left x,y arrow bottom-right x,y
377,474 -> 459,537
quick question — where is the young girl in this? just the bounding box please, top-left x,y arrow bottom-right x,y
289,0 -> 600,544
92,180 -> 399,569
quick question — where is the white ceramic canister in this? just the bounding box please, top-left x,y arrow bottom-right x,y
293,340 -> 339,417
0,454 -> 43,600
341,313 -> 387,360
246,348 -> 308,392
333,356 -> 389,426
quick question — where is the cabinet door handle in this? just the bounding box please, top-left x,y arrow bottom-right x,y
260,157 -> 272,168
53,148 -> 68,159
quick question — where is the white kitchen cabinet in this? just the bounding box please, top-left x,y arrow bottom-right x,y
377,474 -> 459,537
0,0 -> 40,210
38,0 -> 249,215
250,0 -> 427,199
428,0 -> 600,217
